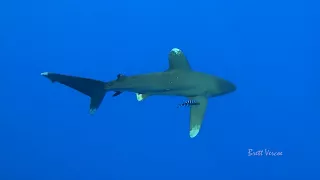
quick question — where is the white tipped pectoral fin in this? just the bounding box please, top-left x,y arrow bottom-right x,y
136,93 -> 150,101
190,125 -> 201,138
189,96 -> 208,138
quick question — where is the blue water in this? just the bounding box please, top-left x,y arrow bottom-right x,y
1,0 -> 319,179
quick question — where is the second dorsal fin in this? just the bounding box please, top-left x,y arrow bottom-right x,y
117,73 -> 126,80
112,74 -> 126,97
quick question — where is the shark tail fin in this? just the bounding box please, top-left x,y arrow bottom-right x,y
41,72 -> 107,115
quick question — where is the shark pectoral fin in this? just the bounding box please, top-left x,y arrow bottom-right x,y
189,96 -> 208,138
136,93 -> 150,101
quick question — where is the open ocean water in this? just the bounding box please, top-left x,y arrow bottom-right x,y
0,0 -> 319,179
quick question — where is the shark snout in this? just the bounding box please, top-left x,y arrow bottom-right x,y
228,81 -> 237,92
219,79 -> 237,94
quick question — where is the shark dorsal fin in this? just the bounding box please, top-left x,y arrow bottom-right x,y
167,48 -> 192,71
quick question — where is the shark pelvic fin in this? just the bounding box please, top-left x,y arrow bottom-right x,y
136,93 -> 150,101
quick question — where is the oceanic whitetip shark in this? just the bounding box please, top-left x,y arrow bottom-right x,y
41,48 -> 236,138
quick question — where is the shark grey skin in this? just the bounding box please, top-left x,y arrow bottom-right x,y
41,48 -> 236,138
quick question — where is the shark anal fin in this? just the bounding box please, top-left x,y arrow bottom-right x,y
112,91 -> 122,97
189,96 -> 208,138
136,93 -> 150,101
167,48 -> 192,71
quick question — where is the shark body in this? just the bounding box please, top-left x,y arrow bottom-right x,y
41,48 -> 236,138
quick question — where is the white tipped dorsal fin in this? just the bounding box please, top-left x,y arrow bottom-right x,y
136,93 -> 150,101
168,48 -> 192,71
171,48 -> 182,54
